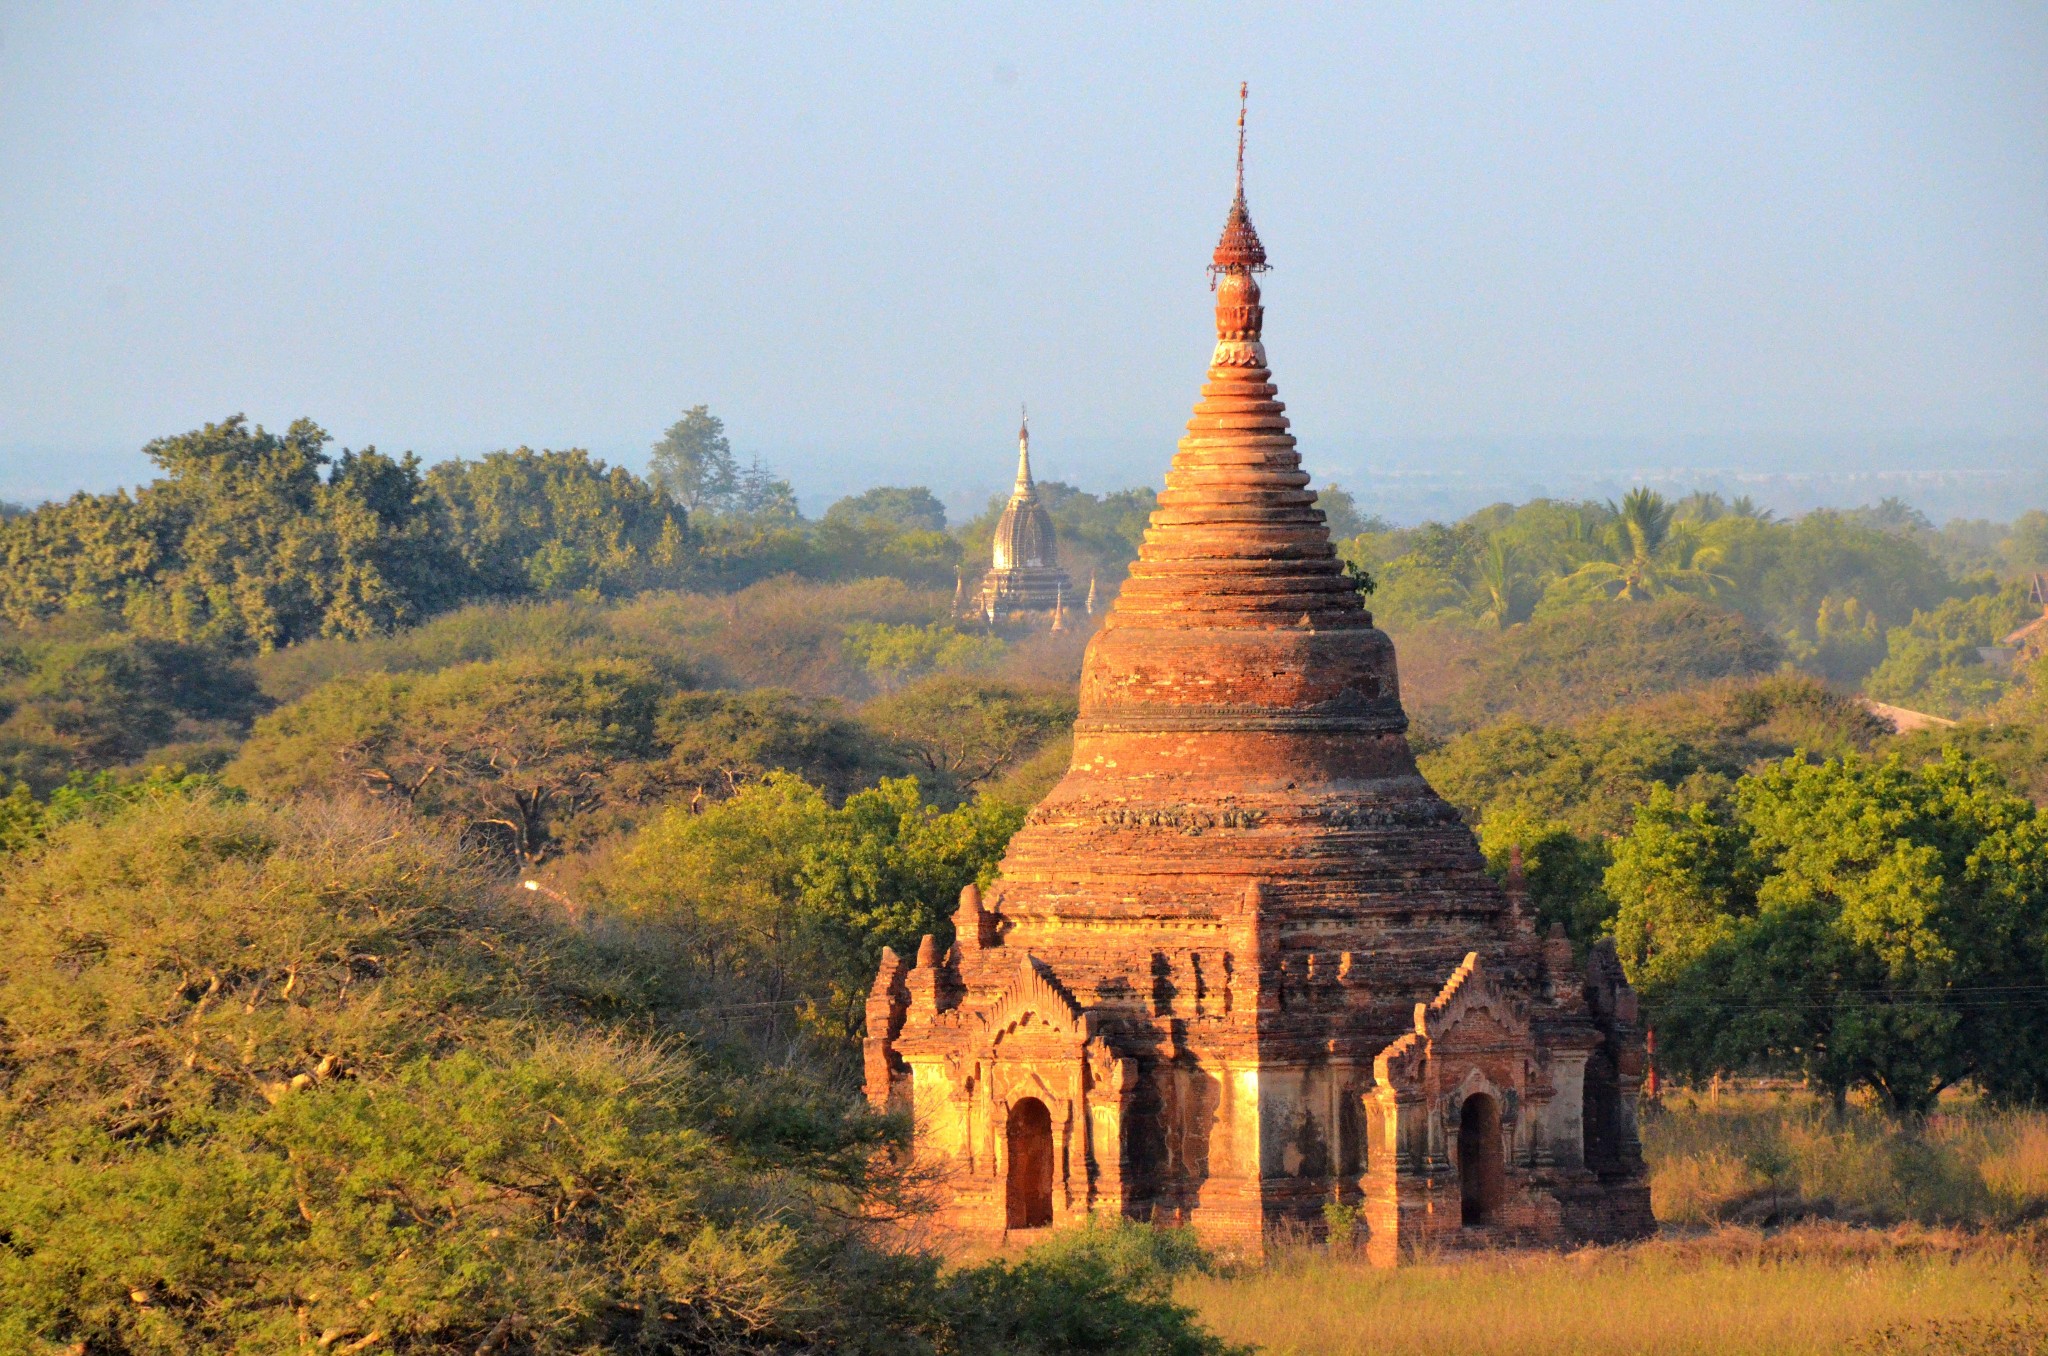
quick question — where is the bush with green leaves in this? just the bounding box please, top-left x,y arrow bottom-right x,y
1863,580 -> 2038,718
0,792 -> 1234,1355
0,617 -> 264,790
594,772 -> 1024,1043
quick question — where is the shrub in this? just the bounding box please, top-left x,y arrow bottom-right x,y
0,793 -> 1230,1354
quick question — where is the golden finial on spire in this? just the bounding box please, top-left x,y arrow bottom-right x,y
1236,80 -> 1248,200
1211,82 -> 1268,282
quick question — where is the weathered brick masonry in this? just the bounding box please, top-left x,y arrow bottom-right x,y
865,113 -> 1655,1261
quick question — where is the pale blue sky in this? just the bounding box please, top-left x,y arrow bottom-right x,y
2,3 -> 2044,516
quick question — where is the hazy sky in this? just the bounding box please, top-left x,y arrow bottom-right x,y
2,3 -> 2044,511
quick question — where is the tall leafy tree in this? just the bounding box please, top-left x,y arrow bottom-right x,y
1610,749 -> 2048,1113
823,486 -> 949,535
863,676 -> 1075,794
427,448 -> 690,599
648,405 -> 737,513
0,416 -> 462,650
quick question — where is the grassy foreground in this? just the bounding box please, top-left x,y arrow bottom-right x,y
1178,1227 -> 2046,1356
1178,1091 -> 2048,1356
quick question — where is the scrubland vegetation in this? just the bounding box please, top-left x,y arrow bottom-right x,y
1180,1225 -> 2047,1356
5,409 -> 2048,1351
1182,1087 -> 2048,1356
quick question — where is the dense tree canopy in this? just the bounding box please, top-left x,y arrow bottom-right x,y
863,676 -> 1076,798
1,618 -> 262,791
0,790 -> 1233,1355
1343,490 -> 1977,692
231,656 -> 901,859
1608,750 -> 2048,1114
1430,595 -> 1784,735
1421,674 -> 1889,944
1863,580 -> 2037,718
591,772 -> 1024,1041
0,417 -> 461,649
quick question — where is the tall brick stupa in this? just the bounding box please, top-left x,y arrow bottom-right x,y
864,91 -> 1654,1262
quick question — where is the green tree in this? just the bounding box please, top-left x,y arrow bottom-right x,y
864,676 -> 1076,795
825,485 -> 948,535
0,417 -> 463,650
1461,535 -> 1537,629
1720,508 -> 1958,653
0,620 -> 265,791
648,404 -> 737,512
650,406 -> 799,528
0,792 -> 1233,1354
658,688 -> 898,801
121,416 -> 339,649
231,657 -> 670,861
1863,580 -> 2036,718
1563,488 -> 1733,603
1436,596 -> 1783,733
2004,510 -> 2048,575
842,620 -> 1007,684
1609,750 -> 2048,1113
0,488 -> 163,631
597,772 -> 1024,1041
1422,673 -> 1886,839
428,448 -> 691,600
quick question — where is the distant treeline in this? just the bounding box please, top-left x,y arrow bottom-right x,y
0,412 -> 1156,655
1339,488 -> 2048,714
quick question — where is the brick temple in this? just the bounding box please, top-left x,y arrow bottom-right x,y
865,101 -> 1654,1262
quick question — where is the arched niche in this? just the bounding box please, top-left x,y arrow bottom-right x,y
1458,1091 -> 1505,1226
1006,1096 -> 1055,1229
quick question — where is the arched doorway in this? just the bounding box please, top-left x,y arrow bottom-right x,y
1583,1050 -> 1620,1174
1458,1093 -> 1504,1227
1006,1098 -> 1054,1229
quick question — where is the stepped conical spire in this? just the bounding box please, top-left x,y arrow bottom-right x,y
1106,84 -> 1364,632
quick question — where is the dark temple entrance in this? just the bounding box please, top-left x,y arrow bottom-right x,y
1459,1092 -> 1505,1226
1006,1097 -> 1054,1229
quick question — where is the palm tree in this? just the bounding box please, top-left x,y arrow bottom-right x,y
1565,488 -> 1732,602
1462,535 -> 1533,629
1727,495 -> 1775,524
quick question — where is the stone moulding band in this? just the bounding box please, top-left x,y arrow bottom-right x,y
1075,707 -> 1409,735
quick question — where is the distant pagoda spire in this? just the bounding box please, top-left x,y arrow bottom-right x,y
1015,405 -> 1035,492
1107,81 -> 1363,632
973,404 -> 1069,619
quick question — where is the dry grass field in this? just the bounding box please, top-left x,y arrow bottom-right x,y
1178,1090 -> 2048,1356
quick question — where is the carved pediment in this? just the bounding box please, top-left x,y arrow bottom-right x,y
1417,951 -> 1528,1045
1372,951 -> 1532,1093
978,953 -> 1097,1051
